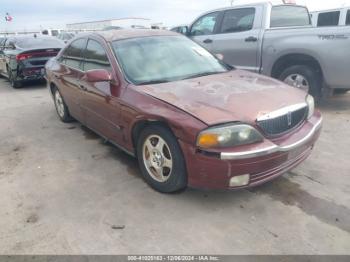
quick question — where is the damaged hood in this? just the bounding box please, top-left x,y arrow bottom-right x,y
137,70 -> 307,126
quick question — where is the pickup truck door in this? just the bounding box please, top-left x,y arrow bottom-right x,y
208,7 -> 262,72
189,12 -> 222,53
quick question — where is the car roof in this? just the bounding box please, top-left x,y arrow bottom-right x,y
90,29 -> 179,42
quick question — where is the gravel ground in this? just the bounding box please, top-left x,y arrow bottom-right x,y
0,78 -> 349,254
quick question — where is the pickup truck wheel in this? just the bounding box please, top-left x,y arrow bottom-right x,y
137,125 -> 187,193
53,88 -> 73,123
279,65 -> 321,100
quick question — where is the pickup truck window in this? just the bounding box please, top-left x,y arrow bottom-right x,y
270,6 -> 311,28
346,10 -> 350,25
317,11 -> 340,27
220,8 -> 255,33
190,12 -> 219,36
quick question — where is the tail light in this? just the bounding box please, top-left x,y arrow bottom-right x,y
16,51 -> 58,61
16,54 -> 32,61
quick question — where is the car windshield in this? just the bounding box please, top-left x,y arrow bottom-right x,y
15,37 -> 64,49
112,36 -> 229,85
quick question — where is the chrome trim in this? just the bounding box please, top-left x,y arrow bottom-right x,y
257,103 -> 307,121
220,117 -> 322,160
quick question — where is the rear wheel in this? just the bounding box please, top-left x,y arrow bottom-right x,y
137,125 -> 187,193
8,69 -> 22,89
53,88 -> 73,122
279,65 -> 321,100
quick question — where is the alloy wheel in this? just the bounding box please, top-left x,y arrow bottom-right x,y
284,74 -> 310,92
142,135 -> 173,183
54,90 -> 65,118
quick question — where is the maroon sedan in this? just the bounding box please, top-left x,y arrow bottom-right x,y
45,30 -> 322,193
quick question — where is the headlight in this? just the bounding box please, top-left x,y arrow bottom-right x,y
306,95 -> 315,119
197,124 -> 264,149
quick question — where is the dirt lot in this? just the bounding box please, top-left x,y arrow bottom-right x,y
0,77 -> 349,255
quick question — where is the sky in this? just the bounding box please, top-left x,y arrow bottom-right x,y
1,0 -> 350,31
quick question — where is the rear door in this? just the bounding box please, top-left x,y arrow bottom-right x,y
79,38 -> 123,143
57,38 -> 87,122
210,7 -> 261,72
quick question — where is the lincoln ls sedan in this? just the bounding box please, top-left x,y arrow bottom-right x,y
45,30 -> 322,193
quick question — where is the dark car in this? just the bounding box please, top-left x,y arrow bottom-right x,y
0,35 -> 64,88
45,30 -> 322,193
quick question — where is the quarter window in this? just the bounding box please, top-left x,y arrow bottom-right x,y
346,10 -> 350,25
82,40 -> 111,71
220,8 -> 255,33
190,12 -> 219,36
61,38 -> 87,69
317,11 -> 340,27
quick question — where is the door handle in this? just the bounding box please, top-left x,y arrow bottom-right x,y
203,39 -> 213,44
245,36 -> 258,42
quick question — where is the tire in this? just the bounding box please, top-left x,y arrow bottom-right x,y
137,125 -> 187,193
279,65 -> 322,100
53,87 -> 73,123
8,69 -> 22,89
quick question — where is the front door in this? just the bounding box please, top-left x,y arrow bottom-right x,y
79,38 -> 123,144
210,7 -> 261,72
189,12 -> 221,53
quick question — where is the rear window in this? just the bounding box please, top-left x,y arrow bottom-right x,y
317,11 -> 340,27
270,6 -> 311,28
346,10 -> 350,25
15,37 -> 64,49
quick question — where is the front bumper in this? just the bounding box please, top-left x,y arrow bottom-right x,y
180,113 -> 323,190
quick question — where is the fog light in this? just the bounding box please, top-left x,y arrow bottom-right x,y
229,174 -> 250,187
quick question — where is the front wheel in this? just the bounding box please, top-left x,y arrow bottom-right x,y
137,125 -> 187,193
279,65 -> 321,100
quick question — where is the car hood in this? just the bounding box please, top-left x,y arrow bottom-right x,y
138,70 -> 308,126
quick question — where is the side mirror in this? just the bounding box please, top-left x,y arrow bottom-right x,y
84,69 -> 112,83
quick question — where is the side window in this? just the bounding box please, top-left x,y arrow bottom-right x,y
220,8 -> 255,33
317,11 -> 340,26
61,38 -> 87,69
82,39 -> 111,71
190,12 -> 219,36
346,10 -> 350,25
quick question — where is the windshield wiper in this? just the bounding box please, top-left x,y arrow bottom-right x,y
137,79 -> 171,85
181,71 -> 221,80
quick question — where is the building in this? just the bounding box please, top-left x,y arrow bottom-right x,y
66,18 -> 152,31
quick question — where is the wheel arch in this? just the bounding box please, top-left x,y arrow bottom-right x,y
131,119 -> 176,155
271,53 -> 323,80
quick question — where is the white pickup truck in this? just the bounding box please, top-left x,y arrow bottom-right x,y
184,2 -> 350,99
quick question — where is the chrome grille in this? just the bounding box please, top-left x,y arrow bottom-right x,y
257,105 -> 308,137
